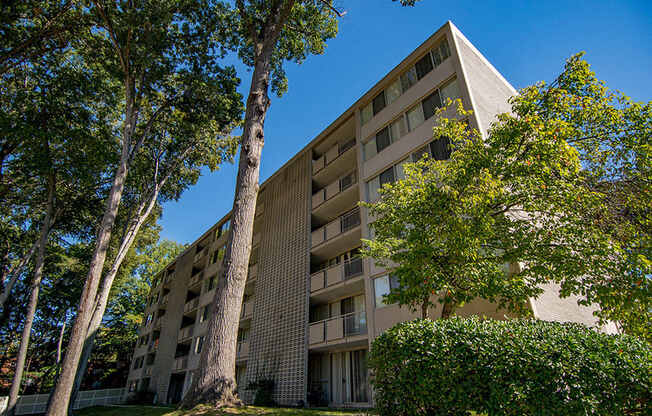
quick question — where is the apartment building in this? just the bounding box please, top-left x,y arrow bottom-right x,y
126,21 -> 608,407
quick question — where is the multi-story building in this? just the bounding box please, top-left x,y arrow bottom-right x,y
126,21 -> 610,407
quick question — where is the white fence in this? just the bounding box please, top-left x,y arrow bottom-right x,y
0,388 -> 125,415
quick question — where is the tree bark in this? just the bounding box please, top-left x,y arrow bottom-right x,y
0,238 -> 40,308
421,302 -> 429,319
6,173 -> 55,416
68,188 -> 160,414
180,4 -> 295,403
56,318 -> 67,366
440,301 -> 454,319
45,111 -> 134,415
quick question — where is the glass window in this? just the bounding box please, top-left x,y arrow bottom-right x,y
386,80 -> 401,105
412,145 -> 431,162
406,105 -> 425,131
372,91 -> 386,115
374,275 -> 390,307
395,158 -> 410,180
379,166 -> 395,187
367,176 -> 381,202
422,89 -> 442,120
400,67 -> 417,92
415,53 -> 434,80
361,103 -> 373,125
440,39 -> 451,60
440,78 -> 460,104
389,117 -> 407,142
195,336 -> 204,354
375,127 -> 391,153
430,136 -> 452,160
431,48 -> 442,67
363,137 -> 377,161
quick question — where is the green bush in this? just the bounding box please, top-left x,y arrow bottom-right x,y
369,317 -> 650,416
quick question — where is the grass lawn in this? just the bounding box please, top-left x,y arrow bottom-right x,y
75,405 -> 375,416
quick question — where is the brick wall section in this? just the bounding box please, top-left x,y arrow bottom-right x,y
244,153 -> 311,405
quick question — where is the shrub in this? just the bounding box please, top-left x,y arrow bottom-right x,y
247,378 -> 276,406
369,317 -> 650,416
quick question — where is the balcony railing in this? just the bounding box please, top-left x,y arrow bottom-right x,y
311,207 -> 361,247
194,247 -> 208,263
179,325 -> 194,341
160,293 -> 169,306
312,138 -> 356,175
309,311 -> 367,345
241,300 -> 253,320
312,171 -> 357,209
188,271 -> 204,287
184,297 -> 199,314
237,340 -> 249,358
173,356 -> 188,371
310,257 -> 364,292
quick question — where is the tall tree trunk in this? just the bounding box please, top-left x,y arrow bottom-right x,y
6,174 -> 55,416
45,124 -> 134,415
421,301 -> 429,319
68,190 -> 160,414
440,301 -> 454,319
180,34 -> 280,409
56,318 -> 66,365
0,238 -> 40,308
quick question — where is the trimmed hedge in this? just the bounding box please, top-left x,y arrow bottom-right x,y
369,318 -> 650,416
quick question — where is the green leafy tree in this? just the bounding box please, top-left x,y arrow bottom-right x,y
184,0 -> 419,408
362,54 -> 650,340
45,1 -> 243,414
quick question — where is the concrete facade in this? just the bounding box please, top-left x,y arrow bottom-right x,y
126,21 -> 607,407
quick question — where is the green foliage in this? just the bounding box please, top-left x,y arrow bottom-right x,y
362,54 -> 651,337
247,378 -> 276,407
369,318 -> 650,416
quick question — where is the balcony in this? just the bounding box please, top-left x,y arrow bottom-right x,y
311,208 -> 362,260
241,300 -> 254,320
160,293 -> 169,306
163,272 -> 175,289
312,172 -> 359,223
188,271 -> 204,288
153,317 -> 162,329
237,341 -> 249,359
312,139 -> 357,187
173,356 -> 188,371
310,258 -> 364,300
309,311 -> 367,347
194,247 -> 208,263
147,339 -> 159,352
184,297 -> 199,314
178,325 -> 194,341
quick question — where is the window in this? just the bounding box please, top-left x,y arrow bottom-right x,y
379,166 -> 395,187
374,274 -> 400,307
395,158 -> 410,181
195,336 -> 204,354
372,91 -> 386,115
400,67 -> 418,92
385,80 -> 401,105
422,89 -> 442,120
415,53 -> 434,80
367,176 -> 381,202
361,103 -> 373,125
211,247 -> 225,264
430,136 -> 452,160
412,145 -> 430,162
375,127 -> 391,153
389,117 -> 407,142
238,328 -> 249,342
406,104 -> 425,131
439,78 -> 460,104
206,274 -> 216,291
363,138 -> 377,161
200,305 -> 210,322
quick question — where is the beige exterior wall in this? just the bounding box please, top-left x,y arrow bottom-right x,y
126,21 -> 608,407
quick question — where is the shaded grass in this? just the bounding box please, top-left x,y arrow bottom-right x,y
75,405 -> 375,416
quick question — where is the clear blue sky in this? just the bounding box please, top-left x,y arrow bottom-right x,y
160,0 -> 652,245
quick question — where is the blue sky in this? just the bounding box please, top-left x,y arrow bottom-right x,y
160,0 -> 652,245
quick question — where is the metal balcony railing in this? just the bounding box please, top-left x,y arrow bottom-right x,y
173,356 -> 188,370
194,247 -> 208,263
312,171 -> 358,209
311,207 -> 361,248
184,297 -> 199,314
308,310 -> 367,345
310,257 -> 364,292
312,138 -> 356,175
179,325 -> 194,341
188,270 -> 204,287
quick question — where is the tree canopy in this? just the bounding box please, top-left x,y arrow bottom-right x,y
362,54 -> 651,340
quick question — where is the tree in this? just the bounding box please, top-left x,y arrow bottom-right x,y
183,0 -> 419,408
45,1 -> 243,414
361,54 -> 651,338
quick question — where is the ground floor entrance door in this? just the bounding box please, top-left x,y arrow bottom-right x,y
167,372 -> 185,404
